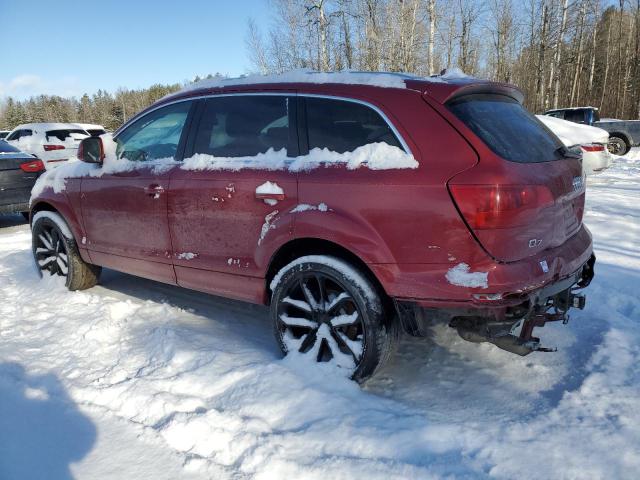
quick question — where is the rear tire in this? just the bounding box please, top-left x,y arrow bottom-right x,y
270,255 -> 397,383
32,213 -> 101,291
607,136 -> 629,156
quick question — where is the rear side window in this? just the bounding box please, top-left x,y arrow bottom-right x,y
448,94 -> 564,163
8,129 -> 32,140
305,97 -> 401,153
194,95 -> 291,157
564,109 -> 585,123
45,129 -> 87,141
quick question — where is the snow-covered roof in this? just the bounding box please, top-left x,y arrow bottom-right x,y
545,106 -> 599,112
73,123 -> 105,130
536,114 -> 609,145
11,122 -> 90,134
178,68 -> 476,94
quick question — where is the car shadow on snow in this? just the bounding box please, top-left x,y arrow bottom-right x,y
0,362 -> 97,480
73,264 -> 620,420
96,268 -> 278,355
0,214 -> 28,229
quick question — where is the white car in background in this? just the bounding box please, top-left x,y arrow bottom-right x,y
5,123 -> 89,169
537,115 -> 612,174
73,123 -> 107,137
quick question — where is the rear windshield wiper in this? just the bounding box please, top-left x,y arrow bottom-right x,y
555,145 -> 581,159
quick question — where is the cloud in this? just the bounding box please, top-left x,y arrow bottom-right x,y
0,74 -> 82,99
0,74 -> 44,97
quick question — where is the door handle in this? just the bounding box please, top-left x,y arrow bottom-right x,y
144,184 -> 165,196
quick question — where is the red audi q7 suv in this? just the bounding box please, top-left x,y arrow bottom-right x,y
30,71 -> 594,382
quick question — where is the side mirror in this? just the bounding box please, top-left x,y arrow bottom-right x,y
78,137 -> 104,164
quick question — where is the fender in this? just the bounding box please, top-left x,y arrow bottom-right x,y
30,184 -> 91,263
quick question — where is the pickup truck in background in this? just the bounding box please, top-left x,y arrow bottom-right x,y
544,106 -> 640,155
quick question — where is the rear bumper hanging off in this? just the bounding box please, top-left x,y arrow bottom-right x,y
396,254 -> 596,356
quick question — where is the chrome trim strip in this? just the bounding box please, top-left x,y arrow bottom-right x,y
115,91 -> 412,156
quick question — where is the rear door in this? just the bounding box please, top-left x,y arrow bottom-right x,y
81,100 -> 194,283
168,94 -> 298,302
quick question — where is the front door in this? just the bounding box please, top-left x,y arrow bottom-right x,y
81,100 -> 194,283
168,94 -> 298,302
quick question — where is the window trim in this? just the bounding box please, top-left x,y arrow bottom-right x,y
116,92 -> 411,159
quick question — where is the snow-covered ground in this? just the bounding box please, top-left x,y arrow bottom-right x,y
1,150 -> 640,479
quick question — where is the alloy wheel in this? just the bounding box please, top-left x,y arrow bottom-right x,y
276,272 -> 366,369
34,225 -> 69,277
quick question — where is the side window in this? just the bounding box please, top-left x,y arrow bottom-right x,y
305,97 -> 401,154
547,111 -> 563,119
564,109 -> 585,123
194,95 -> 291,157
116,101 -> 191,161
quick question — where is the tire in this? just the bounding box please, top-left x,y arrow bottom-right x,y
32,213 -> 101,291
21,212 -> 30,222
607,136 -> 629,156
270,255 -> 398,383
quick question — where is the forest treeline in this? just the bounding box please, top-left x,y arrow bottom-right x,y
1,0 -> 638,132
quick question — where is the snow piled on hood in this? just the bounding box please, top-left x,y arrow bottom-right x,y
537,114 -> 609,146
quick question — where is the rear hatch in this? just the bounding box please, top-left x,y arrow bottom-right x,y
444,93 -> 585,263
44,129 -> 88,163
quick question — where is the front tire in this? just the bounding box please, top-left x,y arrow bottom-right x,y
32,213 -> 101,291
270,255 -> 397,382
607,136 -> 629,156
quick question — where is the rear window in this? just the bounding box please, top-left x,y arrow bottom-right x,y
448,94 -> 564,163
0,140 -> 20,153
45,129 -> 87,141
305,97 -> 401,154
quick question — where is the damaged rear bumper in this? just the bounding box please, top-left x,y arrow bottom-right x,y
395,253 -> 596,356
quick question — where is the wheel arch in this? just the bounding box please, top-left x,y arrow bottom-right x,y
30,200 -> 82,246
265,237 -> 393,316
609,131 -> 631,148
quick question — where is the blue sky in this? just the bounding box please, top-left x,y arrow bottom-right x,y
0,0 -> 271,100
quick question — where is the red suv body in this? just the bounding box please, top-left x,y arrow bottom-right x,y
30,72 -> 594,381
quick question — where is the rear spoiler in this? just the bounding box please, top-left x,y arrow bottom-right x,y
415,80 -> 525,105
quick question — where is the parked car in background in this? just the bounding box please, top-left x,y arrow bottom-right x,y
0,131 -> 10,140
29,71 -> 595,382
74,123 -> 107,137
544,106 -> 640,155
537,115 -> 612,174
0,140 -> 45,218
5,123 -> 89,168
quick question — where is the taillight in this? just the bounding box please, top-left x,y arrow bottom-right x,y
449,184 -> 554,229
20,159 -> 46,172
43,144 -> 65,151
580,144 -> 605,152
